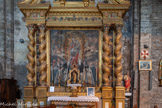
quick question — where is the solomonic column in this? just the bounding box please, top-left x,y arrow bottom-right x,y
115,25 -> 123,86
114,25 -> 125,108
24,24 -> 36,106
26,24 -> 36,86
39,24 -> 47,86
36,24 -> 48,106
102,25 -> 113,108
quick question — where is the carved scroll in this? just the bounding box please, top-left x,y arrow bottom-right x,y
102,26 -> 111,86
39,25 -> 47,86
26,24 -> 35,86
83,0 -> 89,7
108,0 -> 129,4
115,25 -> 123,86
60,0 -> 66,6
115,0 -> 130,4
19,0 -> 42,4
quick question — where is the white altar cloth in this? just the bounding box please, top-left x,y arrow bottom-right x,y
48,96 -> 99,102
67,84 -> 81,87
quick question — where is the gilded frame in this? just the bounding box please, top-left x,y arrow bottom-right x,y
46,28 -> 103,89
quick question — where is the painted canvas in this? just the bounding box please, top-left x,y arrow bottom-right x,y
50,30 -> 99,86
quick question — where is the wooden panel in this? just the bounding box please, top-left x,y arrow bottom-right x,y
0,79 -> 16,104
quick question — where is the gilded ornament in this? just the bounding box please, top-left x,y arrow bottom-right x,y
83,0 -> 89,7
26,24 -> 35,86
39,25 -> 47,86
102,26 -> 112,86
108,0 -> 129,4
17,1 -> 130,106
19,0 -> 42,4
115,25 -> 123,86
67,63 -> 81,84
59,0 -> 66,6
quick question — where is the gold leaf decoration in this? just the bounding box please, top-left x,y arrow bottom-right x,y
26,24 -> 35,86
19,0 -> 42,4
102,26 -> 111,86
115,25 -> 123,86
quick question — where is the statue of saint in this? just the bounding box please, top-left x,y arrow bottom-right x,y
159,60 -> 162,85
124,72 -> 131,92
67,63 -> 80,84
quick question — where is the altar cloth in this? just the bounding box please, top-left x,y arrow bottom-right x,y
48,96 -> 99,102
67,84 -> 82,87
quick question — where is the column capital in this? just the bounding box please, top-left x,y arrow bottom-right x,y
26,24 -> 35,30
103,25 -> 111,34
116,24 -> 123,28
37,24 -> 49,32
37,24 -> 46,30
116,24 -> 123,34
104,24 -> 111,28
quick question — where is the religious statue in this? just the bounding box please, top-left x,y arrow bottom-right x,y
154,105 -> 159,108
124,72 -> 131,92
67,63 -> 80,84
159,60 -> 162,85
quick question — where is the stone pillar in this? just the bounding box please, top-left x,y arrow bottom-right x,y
114,25 -> 125,108
102,25 -> 112,108
36,24 -> 47,106
24,24 -> 36,107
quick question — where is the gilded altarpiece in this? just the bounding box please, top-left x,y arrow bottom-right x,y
18,0 -> 130,107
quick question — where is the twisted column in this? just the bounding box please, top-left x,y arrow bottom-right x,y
102,26 -> 111,86
115,25 -> 123,86
39,25 -> 47,86
26,24 -> 35,86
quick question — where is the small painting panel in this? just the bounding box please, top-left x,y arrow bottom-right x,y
139,60 -> 152,71
87,87 -> 95,96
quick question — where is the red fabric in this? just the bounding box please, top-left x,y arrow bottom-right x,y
125,77 -> 131,88
71,52 -> 79,65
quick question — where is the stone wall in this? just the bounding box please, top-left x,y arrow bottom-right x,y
0,0 -> 5,79
0,0 -> 28,98
132,0 -> 139,106
0,0 -> 15,79
14,0 -> 28,98
139,0 -> 152,107
134,0 -> 162,108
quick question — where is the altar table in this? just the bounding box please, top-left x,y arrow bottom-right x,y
48,96 -> 99,108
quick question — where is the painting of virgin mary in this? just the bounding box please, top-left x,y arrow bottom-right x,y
50,30 -> 99,86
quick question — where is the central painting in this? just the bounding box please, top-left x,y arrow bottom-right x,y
50,30 -> 99,87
